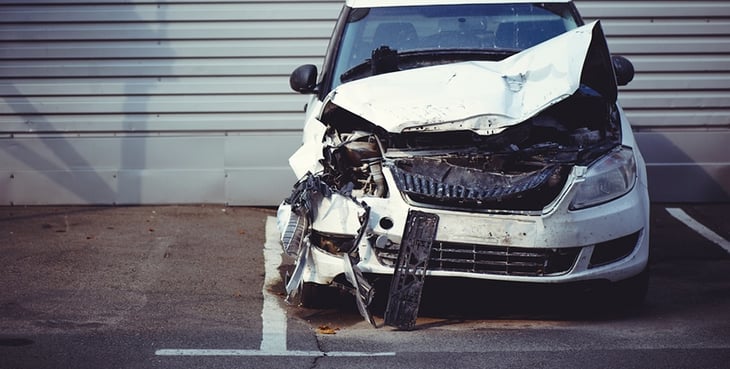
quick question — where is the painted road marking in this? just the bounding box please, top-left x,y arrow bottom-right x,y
155,349 -> 396,357
155,216 -> 396,358
666,208 -> 730,254
261,215 -> 289,352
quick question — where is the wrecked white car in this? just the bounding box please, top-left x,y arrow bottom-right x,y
277,0 -> 650,329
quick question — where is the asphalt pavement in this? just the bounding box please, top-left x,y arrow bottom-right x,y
0,203 -> 728,369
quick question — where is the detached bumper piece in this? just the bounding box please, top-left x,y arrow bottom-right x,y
384,210 -> 440,330
281,212 -> 308,256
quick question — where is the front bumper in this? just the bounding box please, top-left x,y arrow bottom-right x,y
280,163 -> 650,287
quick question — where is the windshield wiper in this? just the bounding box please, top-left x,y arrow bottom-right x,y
340,60 -> 373,84
340,46 -> 399,83
340,47 -> 518,84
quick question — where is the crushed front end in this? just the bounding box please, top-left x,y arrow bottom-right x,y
277,22 -> 650,328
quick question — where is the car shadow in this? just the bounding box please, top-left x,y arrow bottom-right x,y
288,274 -> 650,330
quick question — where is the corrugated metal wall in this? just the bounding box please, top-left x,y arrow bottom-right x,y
0,0 -> 342,205
0,0 -> 727,205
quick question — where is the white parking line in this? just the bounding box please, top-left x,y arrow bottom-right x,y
261,215 -> 289,352
155,216 -> 396,358
155,349 -> 396,357
666,208 -> 730,254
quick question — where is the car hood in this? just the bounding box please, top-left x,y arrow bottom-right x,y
324,21 -> 616,135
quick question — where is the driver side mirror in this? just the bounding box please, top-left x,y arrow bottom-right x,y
290,64 -> 318,94
611,55 -> 635,86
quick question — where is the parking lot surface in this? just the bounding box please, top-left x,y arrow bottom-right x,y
1,204 -> 729,369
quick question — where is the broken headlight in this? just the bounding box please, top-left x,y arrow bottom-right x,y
322,132 -> 387,197
570,146 -> 636,210
310,231 -> 356,255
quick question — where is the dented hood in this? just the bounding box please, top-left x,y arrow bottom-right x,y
325,22 -> 617,135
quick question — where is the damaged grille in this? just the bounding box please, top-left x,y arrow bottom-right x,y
375,242 -> 580,277
388,160 -> 567,211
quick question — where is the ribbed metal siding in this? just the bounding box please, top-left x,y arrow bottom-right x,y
0,0 -> 342,205
577,0 -> 730,202
1,1 -> 727,205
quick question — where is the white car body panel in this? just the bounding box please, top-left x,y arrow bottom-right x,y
328,23 -> 594,136
292,160 -> 649,286
290,22 -> 598,179
282,21 -> 648,285
278,2 -> 650,326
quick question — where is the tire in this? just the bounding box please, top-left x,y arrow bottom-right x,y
299,282 -> 332,309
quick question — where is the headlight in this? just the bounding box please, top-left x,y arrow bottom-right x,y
570,146 -> 637,210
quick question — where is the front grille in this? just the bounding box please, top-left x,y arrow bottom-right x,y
374,242 -> 581,277
391,165 -> 555,201
386,161 -> 568,211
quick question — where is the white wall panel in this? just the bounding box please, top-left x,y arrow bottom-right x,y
0,95 -> 310,114
0,58 -> 324,78
0,113 -> 307,132
0,0 -> 343,205
0,0 -> 727,204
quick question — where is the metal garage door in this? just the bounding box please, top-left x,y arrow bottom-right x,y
0,0 -> 342,205
1,1 -> 727,205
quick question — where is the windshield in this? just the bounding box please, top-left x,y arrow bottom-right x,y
330,3 -> 580,90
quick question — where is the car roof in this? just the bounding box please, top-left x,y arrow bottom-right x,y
346,0 -> 571,7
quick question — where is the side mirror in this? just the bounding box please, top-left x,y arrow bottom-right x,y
611,55 -> 635,86
290,64 -> 318,94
